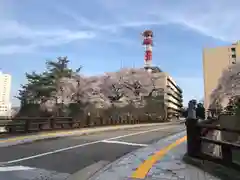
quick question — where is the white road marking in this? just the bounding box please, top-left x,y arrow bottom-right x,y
101,140 -> 148,147
2,125 -> 177,165
0,166 -> 35,171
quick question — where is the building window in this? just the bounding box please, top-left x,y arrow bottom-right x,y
231,47 -> 236,52
232,54 -> 236,58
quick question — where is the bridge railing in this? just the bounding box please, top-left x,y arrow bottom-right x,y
0,114 -> 164,135
186,118 -> 240,170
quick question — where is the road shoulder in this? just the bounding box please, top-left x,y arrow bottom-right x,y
0,121 -> 183,147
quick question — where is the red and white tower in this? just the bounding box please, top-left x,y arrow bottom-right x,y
142,30 -> 153,67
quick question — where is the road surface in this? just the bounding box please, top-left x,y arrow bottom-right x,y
0,123 -> 185,180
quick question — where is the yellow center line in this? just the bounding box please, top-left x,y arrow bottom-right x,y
131,135 -> 187,179
0,130 -> 78,143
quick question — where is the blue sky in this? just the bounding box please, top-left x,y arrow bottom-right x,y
1,0 -> 239,106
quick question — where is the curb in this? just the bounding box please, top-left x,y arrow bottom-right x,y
0,121 -> 184,147
67,160 -> 110,180
87,130 -> 187,180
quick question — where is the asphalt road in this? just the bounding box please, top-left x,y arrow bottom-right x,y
0,124 -> 185,180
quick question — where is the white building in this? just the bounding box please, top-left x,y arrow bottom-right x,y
0,72 -> 12,117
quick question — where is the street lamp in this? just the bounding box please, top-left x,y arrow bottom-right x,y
60,86 -> 64,116
76,79 -> 80,104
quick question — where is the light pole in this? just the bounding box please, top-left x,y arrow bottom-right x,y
60,86 -> 64,116
76,79 -> 80,104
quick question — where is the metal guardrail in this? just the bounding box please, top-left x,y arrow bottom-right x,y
185,118 -> 240,171
0,114 -> 164,134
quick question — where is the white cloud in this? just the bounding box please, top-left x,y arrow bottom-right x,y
55,4 -> 169,47
2,0 -> 240,55
0,21 -> 95,40
96,0 -> 240,42
57,5 -> 167,34
153,1 -> 240,42
0,44 -> 35,55
0,20 -> 96,55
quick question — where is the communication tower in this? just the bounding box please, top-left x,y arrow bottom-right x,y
142,30 -> 153,67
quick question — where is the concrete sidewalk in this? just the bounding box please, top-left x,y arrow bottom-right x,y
0,121 -> 183,147
72,131 -> 239,180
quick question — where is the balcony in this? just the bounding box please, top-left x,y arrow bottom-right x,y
166,85 -> 183,98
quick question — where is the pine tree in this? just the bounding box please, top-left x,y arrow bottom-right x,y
17,56 -> 77,107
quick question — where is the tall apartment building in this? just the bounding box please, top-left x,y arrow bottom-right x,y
0,72 -> 12,117
149,67 -> 183,118
203,41 -> 240,113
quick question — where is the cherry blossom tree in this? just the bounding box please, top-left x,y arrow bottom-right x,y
210,61 -> 240,114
